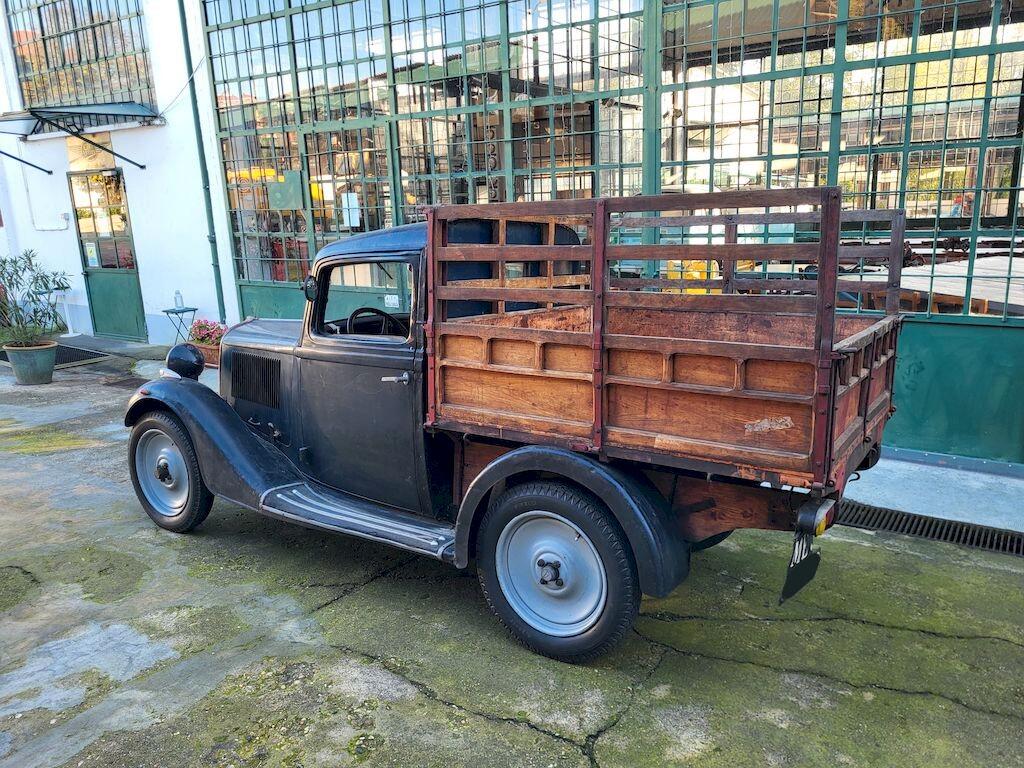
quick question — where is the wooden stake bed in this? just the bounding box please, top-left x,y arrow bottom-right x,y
426,188 -> 905,495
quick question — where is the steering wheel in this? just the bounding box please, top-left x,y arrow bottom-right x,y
347,306 -> 408,337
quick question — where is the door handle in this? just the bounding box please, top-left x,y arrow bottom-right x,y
381,372 -> 411,384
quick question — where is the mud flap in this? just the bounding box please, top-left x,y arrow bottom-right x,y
779,531 -> 820,604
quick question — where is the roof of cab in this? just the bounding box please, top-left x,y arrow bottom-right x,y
314,222 -> 427,262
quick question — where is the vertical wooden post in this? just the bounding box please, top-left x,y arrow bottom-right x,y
591,199 -> 608,453
722,219 -> 738,294
810,187 -> 842,488
886,209 -> 906,315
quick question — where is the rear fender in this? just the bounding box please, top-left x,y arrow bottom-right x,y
125,378 -> 302,509
454,445 -> 689,598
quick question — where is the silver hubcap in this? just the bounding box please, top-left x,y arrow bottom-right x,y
135,429 -> 189,517
495,511 -> 608,637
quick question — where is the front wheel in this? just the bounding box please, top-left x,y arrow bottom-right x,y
129,411 -> 213,533
476,482 -> 639,663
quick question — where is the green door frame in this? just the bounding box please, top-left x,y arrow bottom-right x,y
68,169 -> 148,341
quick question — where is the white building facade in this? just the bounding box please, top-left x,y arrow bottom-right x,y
0,0 -> 237,345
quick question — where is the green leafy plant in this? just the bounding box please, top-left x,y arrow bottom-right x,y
0,250 -> 70,347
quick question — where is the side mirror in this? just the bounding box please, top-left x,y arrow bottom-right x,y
302,274 -> 318,302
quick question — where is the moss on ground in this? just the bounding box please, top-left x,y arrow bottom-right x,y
62,654 -> 589,768
130,605 -> 251,656
0,564 -> 38,612
178,503 -> 413,610
0,422 -> 97,454
593,651 -> 1024,767
7,545 -> 149,603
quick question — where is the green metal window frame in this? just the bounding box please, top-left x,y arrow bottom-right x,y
201,0 -> 1024,325
4,0 -> 156,117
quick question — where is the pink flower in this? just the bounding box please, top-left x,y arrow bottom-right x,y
190,318 -> 227,345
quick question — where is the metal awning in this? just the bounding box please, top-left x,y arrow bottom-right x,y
0,101 -> 159,174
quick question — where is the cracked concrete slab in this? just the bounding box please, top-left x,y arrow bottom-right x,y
2,366 -> 1024,767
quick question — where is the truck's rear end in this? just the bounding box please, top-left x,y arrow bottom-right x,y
424,188 -> 905,595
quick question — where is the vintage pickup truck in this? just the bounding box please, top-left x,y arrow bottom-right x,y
126,188 -> 905,661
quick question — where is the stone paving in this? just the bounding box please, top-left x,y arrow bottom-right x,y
1,361 -> 1022,767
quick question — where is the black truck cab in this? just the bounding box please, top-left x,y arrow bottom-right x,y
126,218 -> 674,662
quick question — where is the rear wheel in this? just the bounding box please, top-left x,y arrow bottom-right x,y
476,481 -> 639,662
129,411 -> 213,533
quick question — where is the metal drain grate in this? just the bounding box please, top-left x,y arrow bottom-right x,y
0,344 -> 110,369
837,500 -> 1024,557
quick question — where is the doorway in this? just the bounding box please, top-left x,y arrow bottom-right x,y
69,169 -> 147,340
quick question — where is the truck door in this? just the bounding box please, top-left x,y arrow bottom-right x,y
295,255 -> 424,512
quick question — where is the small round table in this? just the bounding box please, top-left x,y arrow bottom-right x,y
162,306 -> 198,344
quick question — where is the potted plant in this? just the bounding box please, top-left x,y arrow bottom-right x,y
189,318 -> 227,368
0,250 -> 69,385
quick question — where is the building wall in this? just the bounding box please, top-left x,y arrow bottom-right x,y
0,0 -> 239,345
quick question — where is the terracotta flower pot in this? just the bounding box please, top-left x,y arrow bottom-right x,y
3,340 -> 58,385
193,342 -> 220,368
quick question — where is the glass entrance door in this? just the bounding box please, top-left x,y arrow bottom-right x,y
69,170 -> 147,340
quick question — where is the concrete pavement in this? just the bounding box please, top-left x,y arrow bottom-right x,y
1,360 -> 1022,767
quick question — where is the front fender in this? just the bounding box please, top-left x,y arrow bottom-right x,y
455,445 -> 689,598
125,378 -> 302,509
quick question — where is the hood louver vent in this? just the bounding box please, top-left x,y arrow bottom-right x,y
231,352 -> 281,409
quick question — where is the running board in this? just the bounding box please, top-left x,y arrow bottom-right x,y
260,482 -> 456,561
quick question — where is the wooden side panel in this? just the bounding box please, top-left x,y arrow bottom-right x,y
745,359 -> 815,396
545,343 -> 590,372
606,383 -> 814,455
438,362 -> 594,439
443,335 -> 483,362
491,338 -> 536,367
460,441 -> 513,500
606,306 -> 815,347
673,354 -> 735,387
646,472 -> 796,541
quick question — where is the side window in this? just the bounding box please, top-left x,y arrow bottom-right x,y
316,260 -> 414,340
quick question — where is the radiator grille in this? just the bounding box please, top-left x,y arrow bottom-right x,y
231,351 -> 281,409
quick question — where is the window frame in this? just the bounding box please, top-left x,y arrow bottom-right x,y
308,253 -> 418,346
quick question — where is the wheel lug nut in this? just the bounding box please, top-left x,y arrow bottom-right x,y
555,579 -> 564,587
537,559 -> 547,568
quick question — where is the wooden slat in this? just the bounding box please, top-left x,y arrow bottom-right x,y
604,290 -> 816,314
836,279 -> 890,294
603,375 -> 814,404
834,315 -> 899,354
605,188 -> 826,212
436,322 -> 591,347
612,212 -> 824,228
606,243 -> 819,261
604,333 -> 817,363
438,358 -> 592,382
731,278 -> 816,292
437,244 -> 592,261
604,427 -> 813,472
839,209 -> 901,223
610,209 -> 900,229
436,199 -> 597,220
837,245 -> 892,261
436,286 -> 594,304
447,274 -> 591,289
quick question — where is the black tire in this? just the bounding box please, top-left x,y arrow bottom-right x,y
129,411 -> 213,533
476,481 -> 639,663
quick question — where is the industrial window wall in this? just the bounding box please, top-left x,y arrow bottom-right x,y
202,0 -> 1024,321
5,0 -> 156,118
